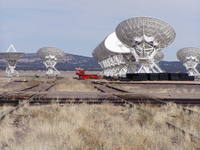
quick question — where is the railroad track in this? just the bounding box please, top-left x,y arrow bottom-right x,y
0,79 -> 200,106
93,80 -> 200,85
92,81 -> 168,107
0,78 -> 199,142
0,78 -> 61,121
92,81 -> 200,113
92,80 -> 200,105
91,81 -> 200,142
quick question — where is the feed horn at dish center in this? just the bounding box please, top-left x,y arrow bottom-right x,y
92,17 -> 175,77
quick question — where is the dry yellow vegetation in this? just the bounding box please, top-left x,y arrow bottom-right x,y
50,78 -> 97,92
113,84 -> 200,94
0,104 -> 200,150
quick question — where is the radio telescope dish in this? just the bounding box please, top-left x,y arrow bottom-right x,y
92,30 -> 166,77
104,32 -> 130,53
92,41 -> 115,61
37,47 -> 65,76
92,36 -> 136,77
154,51 -> 164,62
92,32 -> 135,62
0,44 -> 24,77
37,47 -> 65,60
116,17 -> 176,48
177,47 -> 200,77
115,17 -> 175,73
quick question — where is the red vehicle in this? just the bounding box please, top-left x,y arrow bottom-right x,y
75,67 -> 101,79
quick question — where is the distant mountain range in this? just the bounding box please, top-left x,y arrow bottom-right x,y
0,53 -> 100,71
0,53 -> 199,72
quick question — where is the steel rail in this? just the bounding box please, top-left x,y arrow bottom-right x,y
92,81 -> 200,142
0,78 -> 60,122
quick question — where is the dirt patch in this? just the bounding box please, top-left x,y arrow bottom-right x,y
49,78 -> 97,92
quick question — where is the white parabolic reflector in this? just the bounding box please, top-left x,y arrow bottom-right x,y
115,17 -> 176,49
154,51 -> 164,62
104,32 -> 130,53
177,47 -> 200,62
0,44 -> 24,77
37,47 -> 65,60
0,52 -> 24,61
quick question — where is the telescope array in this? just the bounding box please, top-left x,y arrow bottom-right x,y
0,44 -> 24,77
37,47 -> 65,76
93,17 -> 175,77
0,17 -> 199,79
177,47 -> 200,77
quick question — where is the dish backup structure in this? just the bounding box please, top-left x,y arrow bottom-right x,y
93,32 -> 136,77
0,44 -> 24,77
177,47 -> 200,78
93,17 -> 176,77
37,47 -> 65,76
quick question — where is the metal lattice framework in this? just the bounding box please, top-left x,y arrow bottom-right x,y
92,32 -> 165,77
37,47 -> 65,76
177,47 -> 200,77
93,40 -> 135,77
0,44 -> 24,77
115,17 -> 176,73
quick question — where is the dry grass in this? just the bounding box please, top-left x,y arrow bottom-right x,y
0,71 -> 98,92
0,104 -> 200,150
0,80 -> 41,92
115,85 -> 170,94
50,78 -> 97,92
113,84 -> 200,94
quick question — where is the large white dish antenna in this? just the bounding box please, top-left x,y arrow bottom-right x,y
154,51 -> 164,62
177,47 -> 200,62
92,41 -> 115,61
0,44 -> 24,64
37,47 -> 65,60
37,47 -> 65,76
0,52 -> 24,70
92,32 -> 135,62
0,52 -> 24,62
115,17 -> 176,49
92,35 -> 136,77
104,32 -> 130,53
177,47 -> 200,77
0,44 -> 24,77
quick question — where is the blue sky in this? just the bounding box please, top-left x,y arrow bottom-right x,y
0,0 -> 199,60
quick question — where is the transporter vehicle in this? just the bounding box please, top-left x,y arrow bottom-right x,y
75,67 -> 101,79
